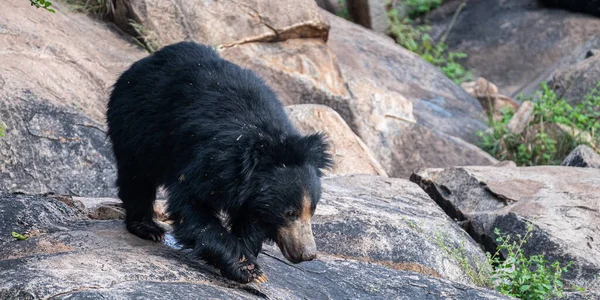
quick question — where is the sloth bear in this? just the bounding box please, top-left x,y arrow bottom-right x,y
106,41 -> 332,284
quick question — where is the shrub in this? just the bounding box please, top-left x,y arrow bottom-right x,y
337,0 -> 351,20
487,224 -> 573,300
387,3 -> 472,84
478,82 -> 600,166
405,0 -> 442,19
30,0 -> 55,13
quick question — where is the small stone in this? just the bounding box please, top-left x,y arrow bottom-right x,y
507,101 -> 534,134
561,145 -> 600,168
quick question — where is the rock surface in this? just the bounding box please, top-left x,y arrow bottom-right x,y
112,0 -> 329,48
326,12 -> 487,143
218,38 -> 350,108
429,0 -> 600,98
0,0 -> 146,122
324,13 -> 496,178
314,175 -> 492,287
412,166 -> 600,291
347,0 -> 388,33
315,0 -> 340,15
106,0 -> 497,178
285,104 -> 388,177
549,53 -> 600,106
461,77 -> 519,121
0,0 -> 145,196
561,145 -> 600,168
385,123 -> 498,178
0,94 -> 117,197
0,181 -> 511,299
507,101 -> 534,134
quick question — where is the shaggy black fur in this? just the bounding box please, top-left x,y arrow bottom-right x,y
106,41 -> 332,283
539,0 -> 600,16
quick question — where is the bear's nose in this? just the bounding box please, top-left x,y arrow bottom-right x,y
301,251 -> 317,261
300,243 -> 317,261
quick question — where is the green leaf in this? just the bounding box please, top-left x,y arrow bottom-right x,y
11,231 -> 28,240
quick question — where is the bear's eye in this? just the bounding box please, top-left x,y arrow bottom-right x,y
285,210 -> 297,218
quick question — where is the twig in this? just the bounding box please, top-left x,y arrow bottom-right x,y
440,2 -> 466,45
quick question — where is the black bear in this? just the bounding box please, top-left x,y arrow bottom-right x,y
106,41 -> 332,283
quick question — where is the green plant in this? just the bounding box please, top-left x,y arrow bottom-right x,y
487,224 -> 573,299
478,82 -> 600,166
387,4 -> 472,84
63,0 -> 113,17
434,230 -> 492,288
0,121 -> 6,138
337,0 -> 351,20
405,0 -> 442,18
30,0 -> 55,13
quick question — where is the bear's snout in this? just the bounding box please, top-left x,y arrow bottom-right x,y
300,243 -> 317,261
276,219 -> 318,264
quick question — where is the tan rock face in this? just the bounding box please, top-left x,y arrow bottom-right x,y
324,14 -> 495,177
388,123 -> 498,177
325,13 -> 487,142
104,0 -> 496,178
0,0 -> 146,196
285,104 -> 387,177
412,166 -> 600,290
218,38 -> 349,106
0,0 -> 147,122
114,0 -> 329,47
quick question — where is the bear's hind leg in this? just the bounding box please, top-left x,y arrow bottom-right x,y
117,168 -> 165,242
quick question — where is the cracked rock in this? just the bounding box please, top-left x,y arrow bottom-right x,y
412,166 -> 600,292
110,0 -> 330,48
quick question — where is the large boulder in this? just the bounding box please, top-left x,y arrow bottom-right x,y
325,13 -> 497,177
428,0 -> 600,98
314,175 -> 492,287
218,38 -> 350,108
0,186 -> 510,299
0,0 -> 146,122
561,145 -> 600,168
110,0 -> 330,47
326,13 -> 487,143
285,104 -> 388,177
0,94 -> 117,197
106,1 -> 495,178
0,0 -> 147,196
548,52 -> 600,105
412,166 -> 600,290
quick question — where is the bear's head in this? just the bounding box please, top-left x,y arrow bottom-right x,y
242,132 -> 333,263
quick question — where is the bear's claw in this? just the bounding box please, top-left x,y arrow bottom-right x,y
127,221 -> 165,242
253,273 -> 269,284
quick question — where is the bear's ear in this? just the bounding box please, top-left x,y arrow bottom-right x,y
298,132 -> 334,175
241,132 -> 333,181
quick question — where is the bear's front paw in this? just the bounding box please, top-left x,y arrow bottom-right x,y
223,255 -> 268,284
